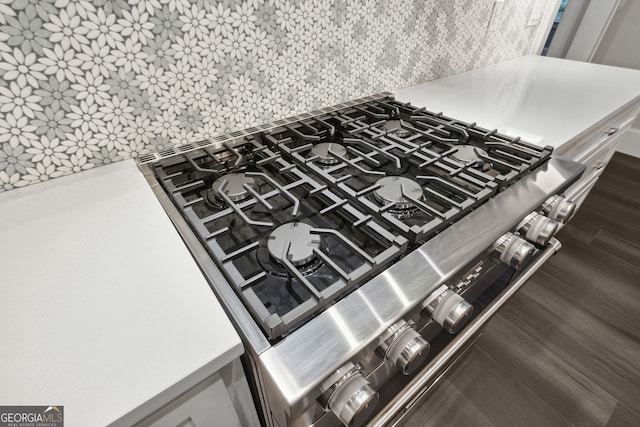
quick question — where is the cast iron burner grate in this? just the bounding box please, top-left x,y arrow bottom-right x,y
262,97 -> 552,244
153,96 -> 552,341
154,137 -> 407,340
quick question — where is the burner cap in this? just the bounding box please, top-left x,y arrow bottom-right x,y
382,120 -> 411,138
451,145 -> 488,167
373,176 -> 423,209
268,222 -> 321,266
310,142 -> 347,165
210,173 -> 256,202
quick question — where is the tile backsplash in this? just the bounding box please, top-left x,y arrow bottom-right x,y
0,0 -> 546,192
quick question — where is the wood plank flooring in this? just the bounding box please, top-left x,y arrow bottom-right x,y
398,153 -> 640,427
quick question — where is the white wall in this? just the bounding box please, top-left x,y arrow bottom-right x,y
546,0 -> 591,58
592,0 -> 640,69
592,0 -> 640,157
0,0 -> 553,194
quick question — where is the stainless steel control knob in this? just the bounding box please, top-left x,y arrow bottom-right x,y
517,212 -> 560,245
328,373 -> 378,427
422,287 -> 474,334
319,363 -> 379,427
378,321 -> 430,375
542,195 -> 576,224
493,232 -> 535,269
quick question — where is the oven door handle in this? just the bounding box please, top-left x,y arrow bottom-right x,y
368,237 -> 562,427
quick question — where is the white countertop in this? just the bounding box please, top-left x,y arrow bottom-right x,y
2,54 -> 639,426
0,160 -> 243,426
396,55 -> 640,152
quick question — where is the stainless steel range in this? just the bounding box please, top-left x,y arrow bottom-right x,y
139,94 -> 585,427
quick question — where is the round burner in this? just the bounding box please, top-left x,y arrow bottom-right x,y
451,145 -> 488,167
209,173 -> 256,203
382,120 -> 411,138
268,222 -> 321,266
373,176 -> 423,209
310,143 -> 347,166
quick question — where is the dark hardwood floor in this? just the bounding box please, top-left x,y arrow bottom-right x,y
398,152 -> 640,427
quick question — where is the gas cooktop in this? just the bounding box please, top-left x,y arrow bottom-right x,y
151,95 -> 553,342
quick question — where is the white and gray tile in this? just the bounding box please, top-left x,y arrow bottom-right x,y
0,0 -> 545,193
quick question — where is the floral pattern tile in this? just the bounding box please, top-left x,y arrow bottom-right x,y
0,0 -> 545,193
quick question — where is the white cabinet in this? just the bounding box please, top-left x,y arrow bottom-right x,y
136,359 -> 259,427
147,373 -> 241,427
559,104 -> 640,210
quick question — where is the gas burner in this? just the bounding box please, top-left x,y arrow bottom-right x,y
208,173 -> 256,204
268,222 -> 322,266
382,120 -> 412,138
373,176 -> 423,210
451,145 -> 489,168
310,143 -> 347,166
